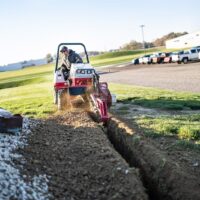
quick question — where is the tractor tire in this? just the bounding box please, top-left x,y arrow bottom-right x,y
183,58 -> 188,64
54,90 -> 58,104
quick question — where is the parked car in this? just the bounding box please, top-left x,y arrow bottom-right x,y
151,53 -> 164,64
138,54 -> 152,64
131,58 -> 139,65
149,54 -> 156,63
138,56 -> 144,64
177,47 -> 200,64
171,51 -> 184,62
142,54 -> 153,64
163,52 -> 173,63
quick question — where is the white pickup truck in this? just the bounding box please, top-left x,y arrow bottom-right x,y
176,47 -> 200,64
139,54 -> 152,64
171,51 -> 184,62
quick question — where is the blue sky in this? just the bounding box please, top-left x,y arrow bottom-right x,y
0,0 -> 199,65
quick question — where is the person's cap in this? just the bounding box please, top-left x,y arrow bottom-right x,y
60,46 -> 68,53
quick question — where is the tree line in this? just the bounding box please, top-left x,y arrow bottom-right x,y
120,32 -> 188,50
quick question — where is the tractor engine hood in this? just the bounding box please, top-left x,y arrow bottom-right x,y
69,63 -> 96,78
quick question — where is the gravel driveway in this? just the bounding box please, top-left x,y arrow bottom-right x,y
100,62 -> 200,93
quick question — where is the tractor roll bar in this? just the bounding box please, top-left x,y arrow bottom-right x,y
55,43 -> 90,71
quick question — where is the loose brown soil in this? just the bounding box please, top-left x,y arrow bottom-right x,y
13,107 -> 200,200
107,116 -> 200,200
16,111 -> 148,200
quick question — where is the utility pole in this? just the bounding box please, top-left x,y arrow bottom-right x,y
140,25 -> 145,49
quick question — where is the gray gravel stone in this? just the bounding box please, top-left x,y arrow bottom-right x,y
0,118 -> 51,200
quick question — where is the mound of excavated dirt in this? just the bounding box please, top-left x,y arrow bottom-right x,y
15,111 -> 148,200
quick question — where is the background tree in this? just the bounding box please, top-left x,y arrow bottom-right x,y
120,40 -> 155,50
120,40 -> 143,50
152,32 -> 188,47
46,53 -> 53,63
120,31 -> 188,50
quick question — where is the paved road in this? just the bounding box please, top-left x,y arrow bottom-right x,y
99,62 -> 200,93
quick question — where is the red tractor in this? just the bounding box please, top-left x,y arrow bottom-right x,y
53,43 -> 114,122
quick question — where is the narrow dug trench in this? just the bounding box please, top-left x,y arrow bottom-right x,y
106,116 -> 200,200
14,111 -> 148,199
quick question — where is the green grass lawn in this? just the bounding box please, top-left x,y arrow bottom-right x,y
136,115 -> 200,140
136,115 -> 200,151
109,83 -> 200,110
109,83 -> 200,150
0,48 -> 168,117
0,64 -> 54,118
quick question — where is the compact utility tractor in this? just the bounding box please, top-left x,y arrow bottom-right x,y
53,43 -> 114,122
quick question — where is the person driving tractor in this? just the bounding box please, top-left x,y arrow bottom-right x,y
60,46 -> 83,80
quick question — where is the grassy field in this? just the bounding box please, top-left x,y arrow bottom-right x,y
137,115 -> 200,139
0,64 -> 54,118
135,115 -> 200,151
109,83 -> 200,150
109,83 -> 200,110
0,48 -> 168,117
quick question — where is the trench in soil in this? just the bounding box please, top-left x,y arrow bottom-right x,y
104,116 -> 200,200
104,121 -> 158,200
13,112 -> 149,200
10,107 -> 199,199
